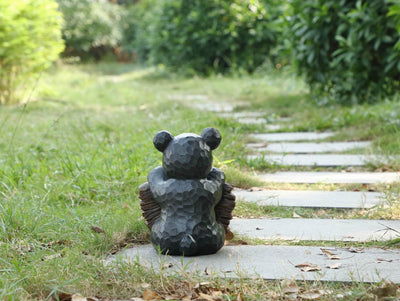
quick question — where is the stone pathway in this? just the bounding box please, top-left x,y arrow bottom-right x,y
247,141 -> 372,153
111,245 -> 400,282
230,218 -> 400,241
258,171 -> 400,184
251,132 -> 335,142
234,189 -> 383,208
247,154 -> 380,166
112,106 -> 400,283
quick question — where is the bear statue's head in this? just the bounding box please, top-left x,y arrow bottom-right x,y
153,127 -> 222,179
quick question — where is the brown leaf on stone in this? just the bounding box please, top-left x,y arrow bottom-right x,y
321,248 -> 341,260
347,247 -> 365,253
377,258 -> 393,263
298,289 -> 325,300
326,263 -> 341,269
142,289 -> 162,300
295,262 -> 322,272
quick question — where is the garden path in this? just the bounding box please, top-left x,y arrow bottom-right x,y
110,102 -> 400,283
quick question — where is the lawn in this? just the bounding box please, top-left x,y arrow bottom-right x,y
0,62 -> 399,299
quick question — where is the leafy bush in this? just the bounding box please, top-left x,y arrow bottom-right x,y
57,0 -> 125,59
126,0 -> 279,74
0,0 -> 64,104
288,0 -> 400,104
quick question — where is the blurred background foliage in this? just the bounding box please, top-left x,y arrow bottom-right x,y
1,0 -> 400,104
0,0 -> 64,104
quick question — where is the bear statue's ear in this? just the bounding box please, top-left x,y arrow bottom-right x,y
201,127 -> 221,150
153,130 -> 174,152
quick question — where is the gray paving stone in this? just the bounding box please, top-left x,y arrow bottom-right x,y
258,172 -> 400,184
110,244 -> 400,283
251,132 -> 335,142
247,154 -> 379,166
234,189 -> 383,209
218,112 -> 265,118
247,141 -> 372,153
192,102 -> 235,112
230,218 -> 400,241
237,117 -> 267,124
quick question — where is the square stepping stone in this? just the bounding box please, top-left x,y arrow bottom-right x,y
109,244 -> 400,282
230,218 -> 400,242
234,189 -> 383,209
251,132 -> 335,142
247,154 -> 377,167
246,141 -> 372,153
258,172 -> 400,184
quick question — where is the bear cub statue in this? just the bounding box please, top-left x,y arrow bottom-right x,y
139,127 -> 236,256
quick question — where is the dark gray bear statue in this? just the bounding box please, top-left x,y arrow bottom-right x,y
139,127 -> 236,256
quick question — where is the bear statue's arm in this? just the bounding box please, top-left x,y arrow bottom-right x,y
147,166 -> 175,203
208,168 -> 236,234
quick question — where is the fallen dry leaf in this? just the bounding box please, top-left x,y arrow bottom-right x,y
326,263 -> 341,269
298,289 -> 325,300
377,258 -> 393,263
321,248 -> 341,260
347,247 -> 364,253
225,229 -> 234,240
71,294 -> 87,301
225,240 -> 248,246
91,225 -> 105,234
295,262 -> 322,272
142,289 -> 162,300
197,292 -> 220,301
371,282 -> 398,298
282,284 -> 300,294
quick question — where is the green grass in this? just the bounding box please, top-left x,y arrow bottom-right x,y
0,62 -> 399,299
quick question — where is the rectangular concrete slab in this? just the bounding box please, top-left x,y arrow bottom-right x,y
258,172 -> 400,184
237,117 -> 267,124
234,189 -> 383,209
230,218 -> 400,242
110,244 -> 400,283
251,132 -> 335,142
247,141 -> 372,154
219,112 -> 265,118
247,154 -> 378,166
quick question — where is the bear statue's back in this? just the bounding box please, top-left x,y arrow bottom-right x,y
150,177 -> 225,256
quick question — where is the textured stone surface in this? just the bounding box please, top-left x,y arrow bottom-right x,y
236,117 -> 267,124
247,141 -> 372,153
218,112 -> 265,118
139,128 -> 236,256
109,244 -> 400,282
258,172 -> 400,184
251,132 -> 335,142
234,189 -> 383,208
230,218 -> 400,241
247,154 -> 379,166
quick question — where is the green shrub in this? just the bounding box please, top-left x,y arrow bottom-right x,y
0,0 -> 64,104
57,0 -> 125,60
288,0 -> 400,104
127,0 -> 279,74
